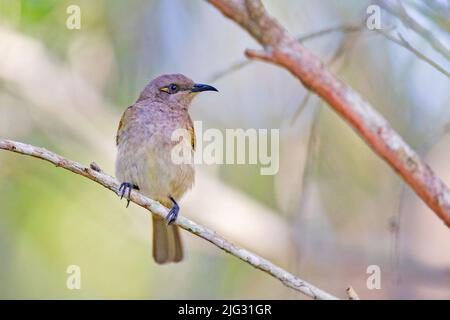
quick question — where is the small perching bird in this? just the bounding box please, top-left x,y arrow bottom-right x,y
115,74 -> 218,264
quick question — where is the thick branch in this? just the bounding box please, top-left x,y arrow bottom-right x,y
0,139 -> 338,300
208,0 -> 450,227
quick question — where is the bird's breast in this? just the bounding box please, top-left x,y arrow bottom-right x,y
116,129 -> 195,203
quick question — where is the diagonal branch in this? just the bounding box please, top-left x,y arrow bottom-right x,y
377,29 -> 450,79
207,0 -> 450,227
0,139 -> 338,300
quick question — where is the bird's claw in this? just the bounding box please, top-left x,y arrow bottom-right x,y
166,196 -> 179,225
118,182 -> 139,208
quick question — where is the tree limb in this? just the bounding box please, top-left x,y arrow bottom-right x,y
0,139 -> 338,300
207,0 -> 450,227
346,286 -> 361,300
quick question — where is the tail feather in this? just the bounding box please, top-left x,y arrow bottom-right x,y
152,215 -> 183,264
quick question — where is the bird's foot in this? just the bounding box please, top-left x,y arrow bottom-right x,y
166,196 -> 179,225
118,182 -> 140,208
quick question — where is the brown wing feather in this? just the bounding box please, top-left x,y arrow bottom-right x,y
187,118 -> 195,151
116,106 -> 132,145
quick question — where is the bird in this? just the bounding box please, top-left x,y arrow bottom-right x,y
115,74 -> 218,264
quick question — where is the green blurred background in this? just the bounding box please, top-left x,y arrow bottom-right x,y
0,0 -> 449,299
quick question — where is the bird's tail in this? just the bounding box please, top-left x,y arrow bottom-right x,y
152,215 -> 183,264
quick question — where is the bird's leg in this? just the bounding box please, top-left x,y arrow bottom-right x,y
118,182 -> 140,208
166,195 -> 180,225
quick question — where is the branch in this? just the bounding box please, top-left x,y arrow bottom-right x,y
346,286 -> 360,300
0,139 -> 338,300
208,0 -> 450,227
209,23 -> 364,82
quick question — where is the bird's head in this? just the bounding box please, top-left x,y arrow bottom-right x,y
138,73 -> 218,106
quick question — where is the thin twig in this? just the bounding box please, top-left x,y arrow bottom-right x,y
298,24 -> 363,42
209,60 -> 252,82
290,26 -> 358,126
209,23 -> 364,82
346,286 -> 361,300
392,122 -> 450,284
379,0 -> 450,61
377,29 -> 450,78
290,92 -> 312,126
0,139 -> 339,300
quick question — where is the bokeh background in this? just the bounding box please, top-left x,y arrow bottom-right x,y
0,0 -> 449,299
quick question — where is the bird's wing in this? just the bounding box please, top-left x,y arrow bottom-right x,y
116,106 -> 133,145
187,117 -> 195,151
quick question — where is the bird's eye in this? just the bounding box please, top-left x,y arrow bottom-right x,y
169,83 -> 179,93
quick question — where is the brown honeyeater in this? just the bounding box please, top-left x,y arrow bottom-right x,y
115,74 -> 217,264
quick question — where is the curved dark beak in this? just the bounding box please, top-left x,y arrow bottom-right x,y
191,83 -> 218,93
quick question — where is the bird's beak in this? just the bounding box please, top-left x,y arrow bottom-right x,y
190,83 -> 218,93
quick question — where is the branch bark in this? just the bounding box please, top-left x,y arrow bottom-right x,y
0,139 -> 338,300
207,0 -> 450,227
209,22 -> 364,82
